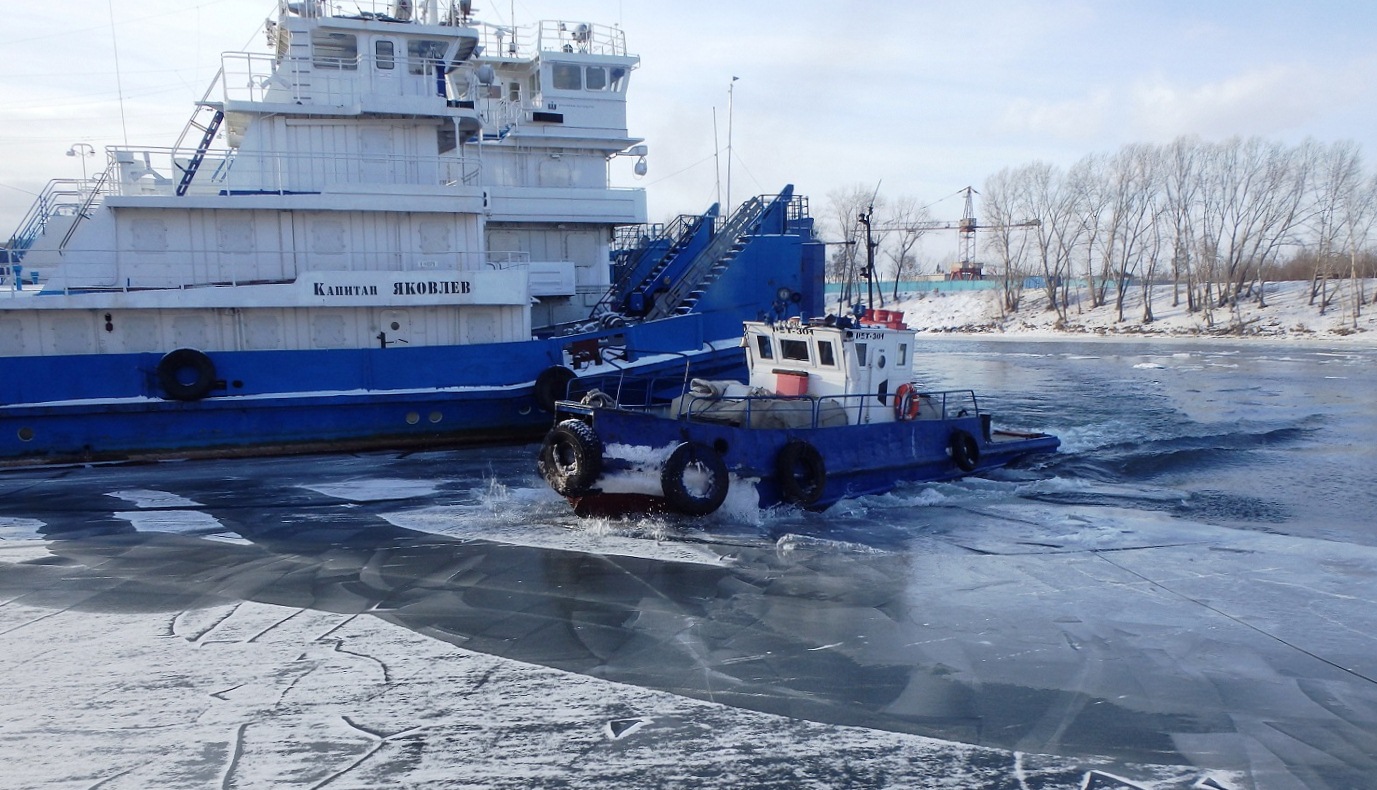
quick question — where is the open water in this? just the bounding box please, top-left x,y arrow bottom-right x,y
1,337 -> 1375,789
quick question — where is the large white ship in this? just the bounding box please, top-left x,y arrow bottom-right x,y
0,1 -> 823,463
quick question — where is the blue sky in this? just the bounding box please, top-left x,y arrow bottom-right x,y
2,1 -> 1374,243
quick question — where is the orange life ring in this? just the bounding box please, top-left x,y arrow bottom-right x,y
894,383 -> 921,421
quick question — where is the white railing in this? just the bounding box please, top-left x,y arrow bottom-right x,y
25,247 -> 532,294
277,0 -> 468,26
106,146 -> 482,197
222,51 -> 471,106
472,20 -> 628,60
535,20 -> 627,57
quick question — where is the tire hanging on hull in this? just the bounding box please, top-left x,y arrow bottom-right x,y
775,439 -> 826,506
534,366 -> 577,412
538,419 -> 603,495
949,429 -> 981,472
157,348 -> 217,401
660,441 -> 729,516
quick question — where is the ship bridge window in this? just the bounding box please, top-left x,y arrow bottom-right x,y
780,338 -> 810,363
552,63 -> 581,90
585,66 -> 607,90
375,40 -> 395,70
610,67 -> 628,92
898,343 -> 908,367
818,341 -> 836,367
754,335 -> 774,360
855,343 -> 868,366
407,39 -> 447,75
313,31 -> 359,70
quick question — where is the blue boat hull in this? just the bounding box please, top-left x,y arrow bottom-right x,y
0,315 -> 747,464
551,404 -> 1059,514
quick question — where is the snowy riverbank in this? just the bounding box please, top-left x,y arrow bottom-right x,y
873,279 -> 1377,343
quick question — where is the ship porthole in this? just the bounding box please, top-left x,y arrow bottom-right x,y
428,411 -> 443,424
17,427 -> 34,442
405,412 -> 421,425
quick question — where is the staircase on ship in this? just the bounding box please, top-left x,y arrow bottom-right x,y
592,186 -> 800,324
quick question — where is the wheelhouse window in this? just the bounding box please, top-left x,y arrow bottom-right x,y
551,62 -> 582,90
817,341 -> 836,367
313,32 -> 358,69
407,39 -> 447,74
375,40 -> 395,69
754,335 -> 774,360
898,343 -> 908,368
855,343 -> 868,366
585,66 -> 607,90
780,339 -> 810,363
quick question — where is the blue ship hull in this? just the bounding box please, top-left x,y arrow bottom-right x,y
0,314 -> 756,464
544,399 -> 1060,515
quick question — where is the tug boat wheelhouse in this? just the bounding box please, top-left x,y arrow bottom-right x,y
538,310 -> 1060,516
0,1 -> 822,464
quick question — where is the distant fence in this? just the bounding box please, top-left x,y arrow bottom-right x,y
825,279 -> 1000,297
824,276 -> 1155,297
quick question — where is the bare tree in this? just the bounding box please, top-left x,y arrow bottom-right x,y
1098,143 -> 1165,322
883,195 -> 929,300
1069,153 -> 1113,309
824,184 -> 885,310
1306,140 -> 1364,314
1342,169 -> 1377,317
997,163 -> 1069,320
1201,137 -> 1310,325
981,169 -> 1034,313
1161,136 -> 1204,310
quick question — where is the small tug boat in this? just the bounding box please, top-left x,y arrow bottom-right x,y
537,310 -> 1060,516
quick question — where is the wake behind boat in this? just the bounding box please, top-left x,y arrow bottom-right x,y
0,1 -> 822,464
538,310 -> 1060,516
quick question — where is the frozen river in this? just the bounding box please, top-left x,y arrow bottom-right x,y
2,338 -> 1375,789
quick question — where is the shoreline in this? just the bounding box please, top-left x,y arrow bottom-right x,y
879,279 -> 1377,346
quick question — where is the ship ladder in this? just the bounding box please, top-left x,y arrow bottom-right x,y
175,109 -> 225,197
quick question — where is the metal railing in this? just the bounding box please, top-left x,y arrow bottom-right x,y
563,374 -> 982,432
675,389 -> 981,429
21,247 -> 530,295
6,179 -> 100,259
473,20 -> 628,60
101,145 -> 482,197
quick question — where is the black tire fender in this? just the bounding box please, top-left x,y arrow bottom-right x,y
157,348 -> 217,401
949,429 -> 981,472
660,441 -> 729,516
538,419 -> 603,495
534,365 -> 577,412
775,439 -> 826,506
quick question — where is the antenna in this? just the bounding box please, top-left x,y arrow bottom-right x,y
859,180 -> 881,311
712,106 -> 721,207
726,76 -> 738,210
106,0 -> 130,146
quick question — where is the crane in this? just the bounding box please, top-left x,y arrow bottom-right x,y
878,186 -> 1039,280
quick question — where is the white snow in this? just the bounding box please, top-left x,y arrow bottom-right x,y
874,279 -> 1377,343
